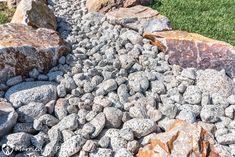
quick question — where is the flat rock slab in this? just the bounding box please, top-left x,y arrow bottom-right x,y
0,102 -> 18,137
0,23 -> 70,83
144,31 -> 235,78
11,0 -> 55,30
106,5 -> 171,32
5,81 -> 57,108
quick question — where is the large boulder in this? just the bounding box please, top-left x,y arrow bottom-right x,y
106,5 -> 171,32
144,31 -> 235,78
0,102 -> 18,137
0,23 -> 70,83
5,81 -> 57,108
137,120 -> 219,157
11,0 -> 55,30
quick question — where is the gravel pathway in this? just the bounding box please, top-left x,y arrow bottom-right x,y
0,0 -> 235,156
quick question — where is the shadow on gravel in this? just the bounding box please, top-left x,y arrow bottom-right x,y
56,17 -> 73,39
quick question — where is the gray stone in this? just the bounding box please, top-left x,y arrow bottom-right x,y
31,132 -> 47,150
89,113 -> 106,138
179,104 -> 202,116
103,107 -> 123,128
56,113 -> 79,131
147,109 -> 162,122
82,140 -> 97,152
45,100 -> 55,114
183,85 -> 202,105
98,136 -> 110,148
228,95 -> 235,105
81,123 -> 95,137
47,71 -> 63,81
110,137 -> 128,152
128,71 -> 149,92
0,102 -> 18,137
123,118 -> 156,138
120,30 -> 143,45
150,80 -> 166,94
217,133 -> 235,145
16,102 -> 47,123
181,68 -> 196,80
129,106 -> 148,119
29,68 -> 40,79
196,69 -> 234,97
115,148 -> 133,157
86,111 -> 98,121
6,76 -> 23,86
176,110 -> 196,123
127,140 -> 139,154
211,93 -> 229,107
37,114 -> 59,127
119,54 -> 135,69
42,129 -> 61,156
13,123 -> 36,134
119,128 -> 134,141
96,79 -> 117,96
57,84 -> 67,97
225,105 -> 235,119
159,103 -> 178,119
58,135 -> 86,157
2,132 -> 32,149
90,148 -> 113,157
60,75 -> 77,91
5,81 -> 57,108
200,105 -> 224,123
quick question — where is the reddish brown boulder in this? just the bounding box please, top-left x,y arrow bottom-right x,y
0,23 -> 70,83
144,31 -> 235,78
137,120 -> 219,157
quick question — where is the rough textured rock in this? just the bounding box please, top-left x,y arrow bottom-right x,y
86,0 -> 123,13
106,5 -> 171,32
0,23 -> 70,83
11,0 -> 56,30
144,31 -> 235,78
0,102 -> 18,137
5,81 -> 57,107
196,69 -> 234,97
123,118 -> 156,138
58,135 -> 86,157
137,120 -> 217,157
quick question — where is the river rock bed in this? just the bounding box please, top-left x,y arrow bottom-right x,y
0,0 -> 235,156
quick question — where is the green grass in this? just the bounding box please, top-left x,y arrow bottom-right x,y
151,0 -> 235,46
0,3 -> 15,24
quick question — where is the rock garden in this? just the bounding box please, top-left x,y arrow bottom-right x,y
0,0 -> 235,157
